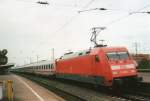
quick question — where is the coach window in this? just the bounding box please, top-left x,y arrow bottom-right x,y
51,64 -> 54,69
49,64 -> 51,69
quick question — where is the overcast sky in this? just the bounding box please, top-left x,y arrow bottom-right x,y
0,0 -> 150,65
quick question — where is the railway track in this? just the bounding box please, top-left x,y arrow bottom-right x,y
138,69 -> 150,72
119,82 -> 150,101
14,73 -> 150,101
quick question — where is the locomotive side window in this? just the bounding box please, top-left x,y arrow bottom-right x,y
78,53 -> 82,56
95,55 -> 100,62
86,51 -> 90,54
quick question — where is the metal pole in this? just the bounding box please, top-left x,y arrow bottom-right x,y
134,42 -> 138,56
30,57 -> 32,63
52,48 -> 55,62
36,55 -> 39,63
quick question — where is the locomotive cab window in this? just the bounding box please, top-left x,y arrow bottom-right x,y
107,52 -> 119,60
118,52 -> 129,60
107,52 -> 129,60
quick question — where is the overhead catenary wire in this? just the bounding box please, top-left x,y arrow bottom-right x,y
79,3 -> 150,47
106,3 -> 150,27
34,0 -> 96,53
33,1 -> 150,52
78,3 -> 150,27
53,0 -> 96,34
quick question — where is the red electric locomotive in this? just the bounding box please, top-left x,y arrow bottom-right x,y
56,47 -> 142,86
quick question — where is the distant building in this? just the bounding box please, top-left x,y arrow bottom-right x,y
132,54 -> 150,62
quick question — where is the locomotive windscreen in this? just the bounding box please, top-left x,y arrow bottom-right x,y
107,52 -> 129,60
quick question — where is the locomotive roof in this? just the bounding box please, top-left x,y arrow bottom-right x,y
61,50 -> 90,59
98,47 -> 127,52
60,47 -> 127,60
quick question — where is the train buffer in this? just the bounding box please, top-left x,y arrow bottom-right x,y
0,80 -> 14,101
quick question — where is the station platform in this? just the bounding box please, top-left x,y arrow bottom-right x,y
0,74 -> 65,101
139,72 -> 150,82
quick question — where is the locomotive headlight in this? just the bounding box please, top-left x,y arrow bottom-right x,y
113,71 -> 119,75
111,65 -> 120,70
125,64 -> 135,69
